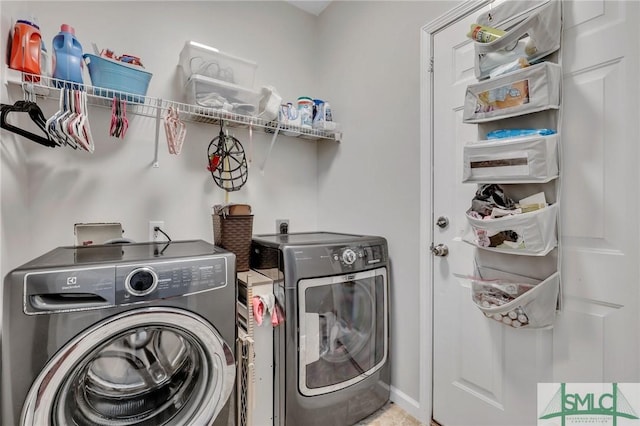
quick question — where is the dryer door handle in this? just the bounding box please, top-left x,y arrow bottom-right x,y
302,312 -> 320,365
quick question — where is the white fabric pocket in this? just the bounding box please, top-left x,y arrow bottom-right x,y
465,203 -> 558,255
473,0 -> 562,80
463,134 -> 558,183
466,266 -> 559,329
463,62 -> 561,123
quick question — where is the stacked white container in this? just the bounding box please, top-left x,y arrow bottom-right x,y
179,41 -> 260,115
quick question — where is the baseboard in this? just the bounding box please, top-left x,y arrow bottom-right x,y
390,385 -> 425,423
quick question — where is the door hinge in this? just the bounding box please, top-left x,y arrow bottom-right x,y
428,57 -> 434,73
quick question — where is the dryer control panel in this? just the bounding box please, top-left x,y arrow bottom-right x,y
329,244 -> 385,269
283,243 -> 387,280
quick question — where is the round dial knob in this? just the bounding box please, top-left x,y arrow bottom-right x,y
342,249 -> 357,265
125,267 -> 158,296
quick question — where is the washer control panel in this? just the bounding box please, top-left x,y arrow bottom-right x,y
116,256 -> 228,303
22,251 -> 232,314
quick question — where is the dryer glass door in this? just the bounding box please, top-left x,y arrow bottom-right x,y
21,307 -> 235,426
298,267 -> 388,396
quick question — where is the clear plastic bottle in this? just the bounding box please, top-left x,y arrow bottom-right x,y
313,99 -> 333,129
297,96 -> 314,129
313,98 -> 325,128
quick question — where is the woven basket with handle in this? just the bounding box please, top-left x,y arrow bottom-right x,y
213,214 -> 253,272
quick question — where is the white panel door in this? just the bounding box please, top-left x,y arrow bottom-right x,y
431,1 -> 639,425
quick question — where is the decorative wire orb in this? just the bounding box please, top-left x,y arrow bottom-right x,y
207,125 -> 248,192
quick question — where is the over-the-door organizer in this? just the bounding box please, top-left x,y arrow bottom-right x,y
461,0 -> 562,329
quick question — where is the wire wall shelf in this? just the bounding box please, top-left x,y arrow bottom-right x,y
12,72 -> 161,119
4,70 -> 341,166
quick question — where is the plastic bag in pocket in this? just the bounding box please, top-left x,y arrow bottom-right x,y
473,0 -> 562,80
459,267 -> 560,329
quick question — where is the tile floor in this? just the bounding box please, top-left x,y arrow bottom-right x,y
357,402 -> 426,426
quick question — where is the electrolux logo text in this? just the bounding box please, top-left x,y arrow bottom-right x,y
538,383 -> 640,426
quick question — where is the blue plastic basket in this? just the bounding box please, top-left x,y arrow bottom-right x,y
83,53 -> 152,103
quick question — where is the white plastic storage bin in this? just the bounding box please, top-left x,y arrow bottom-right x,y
463,62 -> 561,123
186,74 -> 262,116
463,134 -> 558,183
473,0 -> 561,80
465,203 -> 558,255
179,41 -> 257,88
469,267 -> 559,329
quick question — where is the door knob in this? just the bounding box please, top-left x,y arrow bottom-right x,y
436,216 -> 449,229
431,243 -> 449,257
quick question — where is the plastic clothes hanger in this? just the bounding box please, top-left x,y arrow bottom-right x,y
164,106 -> 186,154
64,90 -> 83,149
81,91 -> 95,151
0,92 -> 56,147
110,96 -> 119,137
70,91 -> 86,149
58,89 -> 78,149
163,107 -> 174,153
72,91 -> 94,152
25,89 -> 48,132
119,98 -> 128,138
0,106 -> 56,147
45,89 -> 67,146
53,89 -> 78,149
110,98 -> 128,139
23,102 -> 48,133
8,90 -> 49,134
173,109 -> 186,154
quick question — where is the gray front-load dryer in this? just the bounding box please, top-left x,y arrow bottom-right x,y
1,240 -> 236,426
251,232 -> 390,426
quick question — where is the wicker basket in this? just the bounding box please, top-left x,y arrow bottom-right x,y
213,214 -> 253,272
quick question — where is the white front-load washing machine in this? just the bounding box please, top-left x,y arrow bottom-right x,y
1,240 -> 236,426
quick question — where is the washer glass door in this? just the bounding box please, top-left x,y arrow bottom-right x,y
21,307 -> 235,426
298,267 -> 388,396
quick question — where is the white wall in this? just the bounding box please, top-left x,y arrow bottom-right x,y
1,1 -> 320,262
316,0 -> 456,419
0,0 -> 31,332
1,1 -> 461,422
